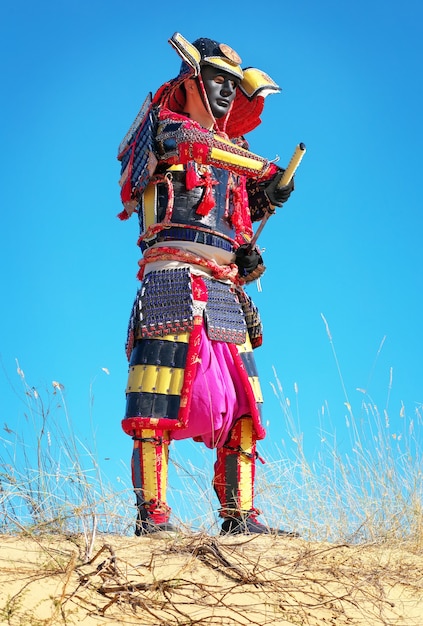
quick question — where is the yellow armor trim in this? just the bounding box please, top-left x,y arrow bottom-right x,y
203,56 -> 243,80
240,67 -> 280,100
248,376 -> 263,404
238,418 -> 254,511
238,334 -> 252,351
134,429 -> 169,502
141,182 -> 157,232
162,331 -> 189,342
169,32 -> 201,76
167,164 -> 185,171
210,146 -> 265,172
127,364 -> 185,395
237,337 -> 264,403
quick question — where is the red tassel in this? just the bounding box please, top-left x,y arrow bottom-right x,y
185,163 -> 199,190
231,178 -> 253,241
251,336 -> 263,349
195,170 -> 216,216
117,201 -> 138,220
117,209 -> 130,220
196,185 -> 215,216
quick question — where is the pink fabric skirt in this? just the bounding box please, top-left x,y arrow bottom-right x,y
170,326 -> 251,449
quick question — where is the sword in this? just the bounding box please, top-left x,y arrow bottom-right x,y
249,142 -> 306,249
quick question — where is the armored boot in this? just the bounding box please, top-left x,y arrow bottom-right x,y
220,511 -> 299,536
131,429 -> 176,535
214,416 -> 298,536
135,497 -> 176,536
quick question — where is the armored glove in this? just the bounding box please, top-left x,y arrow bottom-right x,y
235,244 -> 265,282
264,170 -> 295,207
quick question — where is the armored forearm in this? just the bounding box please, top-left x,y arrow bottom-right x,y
155,109 -> 278,180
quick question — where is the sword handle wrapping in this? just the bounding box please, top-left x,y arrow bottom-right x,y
277,142 -> 306,188
248,142 -> 306,250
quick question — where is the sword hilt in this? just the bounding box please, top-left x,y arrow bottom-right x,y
277,142 -> 306,188
248,143 -> 306,250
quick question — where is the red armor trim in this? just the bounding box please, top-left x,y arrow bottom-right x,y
131,428 -> 171,523
213,416 -> 262,517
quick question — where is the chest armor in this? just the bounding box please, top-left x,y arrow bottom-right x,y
153,167 -> 236,240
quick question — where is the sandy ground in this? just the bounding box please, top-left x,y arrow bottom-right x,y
0,531 -> 422,625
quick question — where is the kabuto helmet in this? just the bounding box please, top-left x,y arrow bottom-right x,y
152,32 -> 281,138
179,36 -> 244,82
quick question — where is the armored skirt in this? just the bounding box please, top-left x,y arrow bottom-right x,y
121,261 -> 266,450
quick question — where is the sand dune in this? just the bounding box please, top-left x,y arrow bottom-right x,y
1,532 -> 422,625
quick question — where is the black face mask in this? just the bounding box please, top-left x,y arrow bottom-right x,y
200,65 -> 239,119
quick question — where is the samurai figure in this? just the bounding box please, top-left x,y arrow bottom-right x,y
117,33 -> 296,536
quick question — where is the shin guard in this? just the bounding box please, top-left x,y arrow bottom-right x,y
131,429 -> 171,524
213,416 -> 262,518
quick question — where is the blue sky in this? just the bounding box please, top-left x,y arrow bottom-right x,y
1,1 -> 422,520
